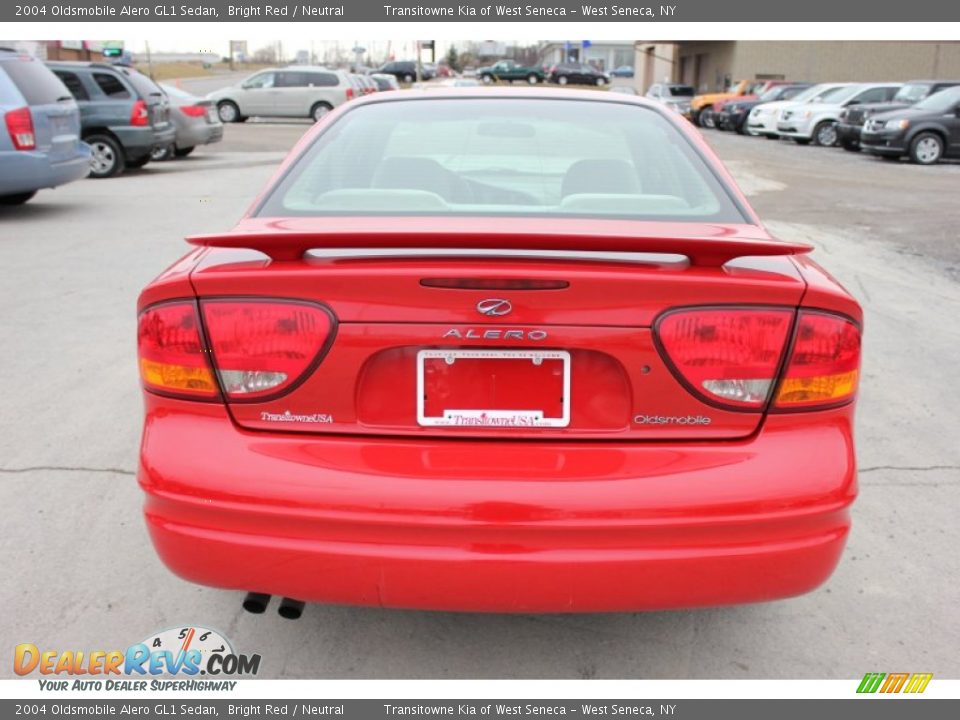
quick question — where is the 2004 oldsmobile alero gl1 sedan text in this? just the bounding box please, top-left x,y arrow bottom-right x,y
137,89 -> 862,615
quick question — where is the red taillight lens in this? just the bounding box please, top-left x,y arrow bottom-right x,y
201,300 -> 334,401
655,308 -> 793,410
774,311 -> 860,409
345,87 -> 354,100
179,104 -> 206,118
130,99 -> 149,126
138,302 -> 218,399
5,107 -> 36,150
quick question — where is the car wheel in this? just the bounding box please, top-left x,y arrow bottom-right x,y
813,121 -> 838,147
527,74 -> 538,84
0,191 -> 36,205
86,134 -> 125,179
217,101 -> 242,123
310,102 -> 333,122
840,140 -> 860,152
909,132 -> 944,165
557,75 -> 569,86
151,143 -> 174,162
403,74 -> 414,83
126,156 -> 151,169
701,111 -> 716,129
174,146 -> 195,158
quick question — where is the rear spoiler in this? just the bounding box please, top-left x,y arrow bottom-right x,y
186,227 -> 812,267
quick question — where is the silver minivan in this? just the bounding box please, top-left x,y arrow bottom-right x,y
208,67 -> 354,123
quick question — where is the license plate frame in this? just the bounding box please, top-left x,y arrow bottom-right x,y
416,349 -> 571,428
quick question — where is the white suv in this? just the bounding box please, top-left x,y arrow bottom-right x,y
208,67 -> 355,123
776,82 -> 901,146
746,84 -> 851,139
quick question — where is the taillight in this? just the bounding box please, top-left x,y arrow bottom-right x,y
138,302 -> 218,399
179,105 -> 206,118
655,308 -> 793,410
130,99 -> 149,126
346,87 -> 354,100
5,107 -> 36,151
201,300 -> 334,401
774,310 -> 860,409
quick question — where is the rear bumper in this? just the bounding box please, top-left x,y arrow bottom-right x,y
111,126 -> 176,160
0,146 -> 90,195
140,398 -> 857,613
177,122 -> 223,149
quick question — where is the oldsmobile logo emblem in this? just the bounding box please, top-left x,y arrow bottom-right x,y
476,298 -> 512,316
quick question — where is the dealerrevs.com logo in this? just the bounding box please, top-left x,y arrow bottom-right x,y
14,626 -> 260,691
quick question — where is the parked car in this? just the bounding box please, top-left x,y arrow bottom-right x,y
207,67 -> 353,123
777,82 -> 901,146
370,73 -> 400,92
136,88 -> 862,614
746,83 -> 851,139
376,60 -> 434,84
861,85 -> 960,164
609,86 -> 638,96
547,62 -> 608,86
610,65 -> 635,78
837,79 -> 960,151
689,79 -> 770,127
716,84 -> 812,134
152,84 -> 222,161
0,49 -> 89,204
47,60 -> 175,178
644,83 -> 695,116
478,59 -> 545,85
352,74 -> 378,96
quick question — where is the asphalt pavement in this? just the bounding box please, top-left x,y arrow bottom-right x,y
0,111 -> 957,679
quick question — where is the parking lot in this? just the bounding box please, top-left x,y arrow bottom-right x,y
1,114 -> 958,679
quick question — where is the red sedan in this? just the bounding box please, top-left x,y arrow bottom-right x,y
137,89 -> 861,615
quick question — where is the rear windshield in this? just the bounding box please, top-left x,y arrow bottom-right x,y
256,98 -> 745,223
120,68 -> 163,98
667,86 -> 694,97
2,58 -> 70,105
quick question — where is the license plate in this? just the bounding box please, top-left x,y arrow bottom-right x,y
417,349 -> 570,428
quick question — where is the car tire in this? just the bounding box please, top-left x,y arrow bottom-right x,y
403,74 -> 414,83
909,132 -> 944,165
217,101 -> 243,123
812,121 -> 838,147
0,191 -> 36,205
840,140 -> 860,152
151,143 -> 174,162
174,146 -> 195,158
126,156 -> 151,169
700,111 -> 716,129
527,74 -> 539,84
557,76 -> 569,86
310,102 -> 334,122
86,134 -> 125,179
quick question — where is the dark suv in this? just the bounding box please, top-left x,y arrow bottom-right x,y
837,79 -> 960,151
47,62 -> 175,178
375,61 -> 435,84
860,85 -> 960,164
547,62 -> 608,87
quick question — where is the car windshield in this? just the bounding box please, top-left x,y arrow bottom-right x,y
892,83 -> 932,103
819,85 -> 864,105
912,86 -> 960,113
160,84 -> 195,100
122,69 -> 164,97
758,87 -> 785,102
667,86 -> 694,97
257,98 -> 745,223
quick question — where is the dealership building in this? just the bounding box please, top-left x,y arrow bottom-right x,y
633,41 -> 960,93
